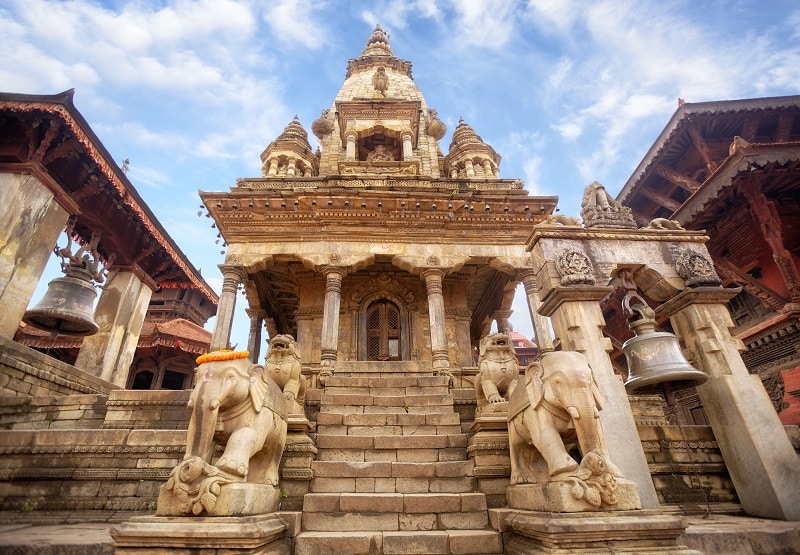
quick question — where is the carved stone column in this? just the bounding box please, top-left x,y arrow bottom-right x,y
320,267 -> 346,369
75,269 -> 154,387
246,308 -> 265,363
519,270 -> 555,352
402,133 -> 413,160
422,268 -> 450,372
345,133 -> 357,161
658,286 -> 800,520
539,286 -> 659,509
464,159 -> 475,177
493,310 -> 512,335
287,158 -> 297,176
210,265 -> 243,351
0,173 -> 69,339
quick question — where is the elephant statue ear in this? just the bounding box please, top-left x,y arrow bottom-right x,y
249,364 -> 268,413
525,361 -> 545,408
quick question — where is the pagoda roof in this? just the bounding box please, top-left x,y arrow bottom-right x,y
0,90 -> 218,305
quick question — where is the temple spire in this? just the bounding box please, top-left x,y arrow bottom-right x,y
362,24 -> 394,57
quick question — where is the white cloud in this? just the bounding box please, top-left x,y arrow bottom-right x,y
265,0 -> 328,49
525,0 -> 579,34
450,0 -> 518,49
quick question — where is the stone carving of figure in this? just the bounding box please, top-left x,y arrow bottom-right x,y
367,144 -> 395,162
580,181 -> 637,229
373,66 -> 389,97
264,334 -> 307,416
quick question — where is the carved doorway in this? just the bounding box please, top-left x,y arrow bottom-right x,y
366,300 -> 401,361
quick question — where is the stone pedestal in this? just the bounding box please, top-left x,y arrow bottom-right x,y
468,413 -> 511,508
111,513 -> 290,554
279,415 -> 317,510
157,482 -> 281,517
491,508 -> 702,554
507,480 -> 642,512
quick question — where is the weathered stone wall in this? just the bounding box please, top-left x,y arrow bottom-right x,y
0,336 -> 118,396
0,394 -> 107,430
103,390 -> 191,430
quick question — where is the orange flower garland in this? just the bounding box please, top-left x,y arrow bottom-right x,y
196,349 -> 250,365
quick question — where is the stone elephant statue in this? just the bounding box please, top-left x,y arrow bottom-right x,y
507,350 -> 622,485
161,350 -> 288,515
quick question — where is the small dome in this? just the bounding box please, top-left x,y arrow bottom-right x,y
449,118 -> 484,151
278,115 -> 310,144
362,24 -> 394,57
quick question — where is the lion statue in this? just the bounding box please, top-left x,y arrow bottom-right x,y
265,334 -> 307,416
475,332 -> 520,416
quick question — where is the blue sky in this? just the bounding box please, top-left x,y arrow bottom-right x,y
3,0 -> 799,347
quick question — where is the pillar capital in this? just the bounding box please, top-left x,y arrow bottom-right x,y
655,285 -> 742,319
538,285 -> 615,318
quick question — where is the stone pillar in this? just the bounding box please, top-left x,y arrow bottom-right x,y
345,133 -> 357,161
519,270 -> 555,352
658,287 -> 800,520
287,158 -> 297,176
402,133 -> 413,160
0,173 -> 69,339
539,286 -> 660,509
450,167 -> 458,179
210,265 -> 243,351
320,267 -> 345,369
246,308 -> 265,363
464,159 -> 475,177
494,310 -> 512,335
267,159 -> 278,175
422,269 -> 450,371
482,160 -> 493,176
74,270 -> 153,387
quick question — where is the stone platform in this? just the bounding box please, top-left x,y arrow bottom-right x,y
2,511 -> 800,554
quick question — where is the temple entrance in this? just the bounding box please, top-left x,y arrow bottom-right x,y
366,299 -> 401,361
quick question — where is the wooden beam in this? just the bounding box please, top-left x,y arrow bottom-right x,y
654,164 -> 702,192
638,187 -> 682,212
713,256 -> 788,311
740,113 -> 759,141
741,177 -> 800,305
687,122 -> 718,174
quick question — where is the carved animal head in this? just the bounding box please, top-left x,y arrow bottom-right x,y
266,334 -> 300,361
478,333 -> 515,360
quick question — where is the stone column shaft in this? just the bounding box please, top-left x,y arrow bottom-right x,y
0,173 -> 69,339
659,287 -> 800,520
321,268 -> 345,367
210,266 -> 242,351
246,308 -> 265,363
464,159 -> 475,177
494,309 -> 512,335
402,133 -> 413,160
520,271 -> 555,352
540,286 -> 660,509
423,269 -> 450,370
345,133 -> 357,161
75,270 -> 153,387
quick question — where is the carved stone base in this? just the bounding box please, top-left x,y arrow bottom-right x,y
157,482 -> 281,517
507,479 -> 642,512
492,508 -> 702,554
111,513 -> 289,554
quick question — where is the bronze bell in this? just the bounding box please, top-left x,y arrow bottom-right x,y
622,304 -> 708,395
23,274 -> 99,338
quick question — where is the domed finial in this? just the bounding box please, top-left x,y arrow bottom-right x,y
362,23 -> 393,56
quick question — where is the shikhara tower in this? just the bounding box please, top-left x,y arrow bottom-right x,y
202,25 -> 557,373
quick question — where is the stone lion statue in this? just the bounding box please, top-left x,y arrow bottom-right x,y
265,334 -> 307,416
475,332 -> 519,416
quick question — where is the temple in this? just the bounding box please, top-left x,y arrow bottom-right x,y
0,25 -> 799,555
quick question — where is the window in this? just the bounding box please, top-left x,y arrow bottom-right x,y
366,300 -> 401,361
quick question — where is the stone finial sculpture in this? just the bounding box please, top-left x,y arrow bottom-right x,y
475,332 -> 519,417
158,350 -> 288,516
580,181 -> 637,229
265,334 -> 307,416
507,351 -> 640,511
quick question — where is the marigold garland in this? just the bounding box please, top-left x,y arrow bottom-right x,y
196,349 -> 250,365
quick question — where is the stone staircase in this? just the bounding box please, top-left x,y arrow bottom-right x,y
293,363 -> 503,554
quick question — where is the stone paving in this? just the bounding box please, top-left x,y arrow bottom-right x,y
2,511 -> 800,554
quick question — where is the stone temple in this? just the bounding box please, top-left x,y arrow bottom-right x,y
1,24 -> 799,554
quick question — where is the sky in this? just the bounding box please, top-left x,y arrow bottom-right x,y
3,0 -> 799,348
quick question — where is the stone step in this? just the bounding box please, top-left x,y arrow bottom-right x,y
316,446 -> 467,463
324,374 -> 450,388
323,385 -> 451,396
310,475 -> 477,494
304,492 -> 486,514
320,393 -> 454,408
318,411 -> 461,427
315,433 -> 468,451
294,530 -> 503,555
322,404 -> 455,414
311,460 -> 474,479
317,423 -> 463,436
